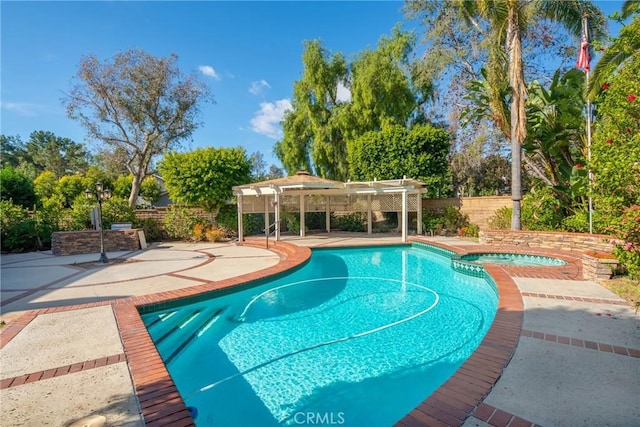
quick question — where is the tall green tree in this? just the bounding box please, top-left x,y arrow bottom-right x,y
411,0 -> 605,229
158,147 -> 252,219
24,131 -> 90,178
64,49 -> 212,207
0,135 -> 26,169
275,39 -> 349,179
249,151 -> 284,182
347,124 -> 451,197
275,28 -> 428,180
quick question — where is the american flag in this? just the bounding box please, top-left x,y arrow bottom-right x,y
576,34 -> 590,71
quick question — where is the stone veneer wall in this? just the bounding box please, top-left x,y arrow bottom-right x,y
479,230 -> 617,253
582,253 -> 621,280
51,230 -> 142,256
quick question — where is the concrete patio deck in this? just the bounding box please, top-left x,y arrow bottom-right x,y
0,234 -> 638,426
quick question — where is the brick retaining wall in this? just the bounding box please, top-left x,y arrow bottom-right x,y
51,230 -> 142,256
479,230 -> 617,253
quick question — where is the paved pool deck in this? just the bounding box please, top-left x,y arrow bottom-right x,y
0,234 -> 638,426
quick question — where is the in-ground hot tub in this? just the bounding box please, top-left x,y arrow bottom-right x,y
460,252 -> 567,266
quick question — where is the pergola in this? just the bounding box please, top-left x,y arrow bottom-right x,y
232,171 -> 426,243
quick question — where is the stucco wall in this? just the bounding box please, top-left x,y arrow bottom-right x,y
423,196 -> 511,229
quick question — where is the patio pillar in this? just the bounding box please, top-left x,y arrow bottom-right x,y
401,190 -> 408,243
417,192 -> 423,235
237,195 -> 244,242
367,194 -> 372,235
325,195 -> 331,233
275,192 -> 281,241
299,194 -> 306,237
264,196 -> 269,239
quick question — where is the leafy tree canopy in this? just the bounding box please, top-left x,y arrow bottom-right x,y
34,171 -> 58,200
589,2 -> 640,98
158,147 -> 252,215
1,131 -> 89,178
113,174 -> 162,205
347,123 -> 452,197
249,151 -> 284,182
64,49 -> 212,207
275,27 -> 429,180
0,166 -> 38,208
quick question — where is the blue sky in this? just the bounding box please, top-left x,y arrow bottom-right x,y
0,1 -> 625,170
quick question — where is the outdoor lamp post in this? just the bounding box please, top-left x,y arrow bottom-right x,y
85,181 -> 112,263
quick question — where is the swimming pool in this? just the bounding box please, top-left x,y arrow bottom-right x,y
141,244 -> 498,426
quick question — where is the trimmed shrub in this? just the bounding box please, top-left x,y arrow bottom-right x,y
521,186 -> 564,231
422,206 -> 469,234
0,200 -> 38,252
488,206 -> 512,230
333,212 -> 366,232
216,204 -> 263,237
133,218 -> 164,242
163,206 -> 208,240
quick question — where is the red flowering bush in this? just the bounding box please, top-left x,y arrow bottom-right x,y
592,54 -> 640,276
612,206 -> 640,279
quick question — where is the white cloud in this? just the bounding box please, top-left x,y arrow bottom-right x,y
336,81 -> 351,103
250,99 -> 292,139
0,101 -> 45,117
198,65 -> 220,80
249,79 -> 271,95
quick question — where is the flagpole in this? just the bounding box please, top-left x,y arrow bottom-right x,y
583,14 -> 594,234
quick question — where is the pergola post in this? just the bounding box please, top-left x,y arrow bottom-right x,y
299,194 -> 305,237
264,196 -> 269,239
401,190 -> 408,243
237,195 -> 244,242
417,192 -> 423,235
274,191 -> 281,241
367,194 -> 372,235
325,195 -> 331,233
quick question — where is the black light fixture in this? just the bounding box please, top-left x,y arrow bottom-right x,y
85,181 -> 112,263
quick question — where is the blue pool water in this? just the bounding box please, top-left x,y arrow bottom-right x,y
460,252 -> 567,266
141,245 -> 499,426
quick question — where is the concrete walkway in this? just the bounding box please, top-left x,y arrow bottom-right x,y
0,242 -> 279,427
429,237 -> 640,427
1,235 -> 639,426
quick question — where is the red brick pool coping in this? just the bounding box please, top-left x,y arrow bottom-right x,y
0,238 -> 601,426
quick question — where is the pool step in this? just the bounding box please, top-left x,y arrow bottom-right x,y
164,308 -> 224,364
150,306 -> 225,364
147,309 -> 203,344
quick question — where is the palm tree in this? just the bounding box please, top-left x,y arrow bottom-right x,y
459,0 -> 605,229
589,1 -> 640,99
